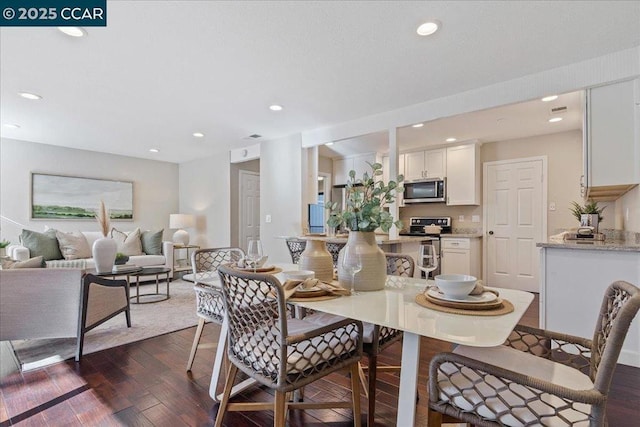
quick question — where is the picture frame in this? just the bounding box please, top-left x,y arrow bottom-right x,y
31,173 -> 133,220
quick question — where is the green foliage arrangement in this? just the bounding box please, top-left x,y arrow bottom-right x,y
570,200 -> 605,223
0,239 -> 11,248
115,252 -> 127,260
326,162 -> 404,232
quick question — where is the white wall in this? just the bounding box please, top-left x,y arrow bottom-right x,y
302,47 -> 640,147
617,186 -> 640,232
179,151 -> 232,248
260,134 -> 303,263
0,138 -> 178,244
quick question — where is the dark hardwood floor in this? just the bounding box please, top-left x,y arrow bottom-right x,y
1,294 -> 639,426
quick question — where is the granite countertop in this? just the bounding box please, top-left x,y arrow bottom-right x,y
301,235 -> 430,245
537,239 -> 640,252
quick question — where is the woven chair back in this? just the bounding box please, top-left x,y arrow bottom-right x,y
326,242 -> 345,267
385,253 -> 415,278
217,264 -> 362,392
191,247 -> 244,324
285,238 -> 306,264
591,280 -> 640,391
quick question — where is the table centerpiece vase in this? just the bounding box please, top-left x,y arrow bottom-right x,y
337,231 -> 386,291
326,162 -> 404,292
299,239 -> 333,282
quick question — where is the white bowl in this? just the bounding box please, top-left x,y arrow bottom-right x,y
434,274 -> 477,298
283,270 -> 315,281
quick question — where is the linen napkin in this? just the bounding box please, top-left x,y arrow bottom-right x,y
282,278 -> 351,300
469,280 -> 499,297
236,255 -> 268,269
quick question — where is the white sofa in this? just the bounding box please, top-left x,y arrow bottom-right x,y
7,231 -> 174,278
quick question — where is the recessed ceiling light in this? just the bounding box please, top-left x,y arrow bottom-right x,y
548,117 -> 563,123
19,92 -> 42,100
541,95 -> 558,102
3,123 -> 20,129
417,20 -> 441,36
269,105 -> 283,111
412,123 -> 424,128
193,132 -> 204,138
58,27 -> 86,37
446,137 -> 457,142
149,148 -> 160,153
325,142 -> 334,146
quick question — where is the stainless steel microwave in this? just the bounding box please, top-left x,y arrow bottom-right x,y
403,178 -> 446,203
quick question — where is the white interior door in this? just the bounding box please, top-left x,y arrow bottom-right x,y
484,157 -> 546,292
239,170 -> 260,252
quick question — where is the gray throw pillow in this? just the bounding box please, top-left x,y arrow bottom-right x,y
1,256 -> 46,269
19,229 -> 63,260
141,229 -> 164,255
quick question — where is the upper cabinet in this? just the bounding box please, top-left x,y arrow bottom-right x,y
333,152 -> 380,186
584,78 -> 640,200
404,148 -> 446,181
446,144 -> 481,205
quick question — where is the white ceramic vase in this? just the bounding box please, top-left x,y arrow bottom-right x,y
299,239 -> 334,282
93,237 -> 117,274
337,231 -> 386,291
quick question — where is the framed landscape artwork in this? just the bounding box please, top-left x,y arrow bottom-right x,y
31,173 -> 133,220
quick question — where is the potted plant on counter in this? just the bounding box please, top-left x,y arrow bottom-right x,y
326,162 -> 404,291
570,200 -> 605,233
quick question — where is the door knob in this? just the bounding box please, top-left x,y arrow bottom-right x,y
488,231 -> 494,235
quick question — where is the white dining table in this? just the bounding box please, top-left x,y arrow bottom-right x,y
289,274 -> 534,427
206,264 -> 533,426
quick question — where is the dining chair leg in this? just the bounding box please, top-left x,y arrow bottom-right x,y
214,363 -> 238,427
427,406 -> 443,427
274,390 -> 287,427
350,363 -> 362,427
186,318 -> 206,371
367,355 -> 377,426
357,362 -> 369,398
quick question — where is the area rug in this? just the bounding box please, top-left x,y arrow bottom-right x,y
11,279 -> 199,371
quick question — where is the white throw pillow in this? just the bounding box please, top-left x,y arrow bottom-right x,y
110,227 -> 143,256
56,231 -> 92,260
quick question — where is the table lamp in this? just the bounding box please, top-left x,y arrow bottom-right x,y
169,214 -> 195,246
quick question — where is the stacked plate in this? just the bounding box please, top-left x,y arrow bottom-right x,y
425,288 -> 502,310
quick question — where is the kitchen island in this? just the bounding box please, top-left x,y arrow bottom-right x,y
537,237 -> 640,367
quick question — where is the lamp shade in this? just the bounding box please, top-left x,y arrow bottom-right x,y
169,214 -> 195,229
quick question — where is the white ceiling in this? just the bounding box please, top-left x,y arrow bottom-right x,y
1,1 -> 639,164
320,90 -> 583,157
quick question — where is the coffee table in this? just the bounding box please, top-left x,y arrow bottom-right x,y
128,267 -> 172,304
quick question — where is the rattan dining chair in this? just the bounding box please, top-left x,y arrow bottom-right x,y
215,265 -> 364,427
427,280 -> 640,427
285,238 -> 306,264
186,247 -> 244,372
326,241 -> 345,268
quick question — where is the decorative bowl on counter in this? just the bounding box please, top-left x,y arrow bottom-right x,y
434,274 -> 477,298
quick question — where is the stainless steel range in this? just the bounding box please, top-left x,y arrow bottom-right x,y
400,216 -> 452,278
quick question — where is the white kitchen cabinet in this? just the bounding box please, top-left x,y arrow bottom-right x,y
583,78 -> 640,200
440,237 -> 481,278
333,152 -> 379,186
404,148 -> 446,181
540,246 -> 640,367
446,144 -> 481,205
